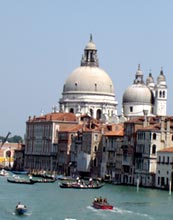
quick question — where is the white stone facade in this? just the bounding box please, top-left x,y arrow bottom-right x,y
59,35 -> 118,121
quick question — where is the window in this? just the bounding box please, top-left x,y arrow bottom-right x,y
153,133 -> 157,140
130,106 -> 133,112
158,177 -> 160,185
96,109 -> 102,120
167,157 -> 169,164
152,145 -> 156,154
159,90 -> 162,97
163,91 -> 165,98
69,108 -> 74,113
90,109 -> 93,117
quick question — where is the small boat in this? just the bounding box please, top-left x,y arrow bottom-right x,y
11,170 -> 28,175
15,203 -> 28,215
93,197 -> 113,210
59,181 -> 104,189
7,177 -> 35,184
0,169 -> 8,176
30,178 -> 56,183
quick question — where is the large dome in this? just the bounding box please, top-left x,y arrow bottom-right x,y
63,66 -> 115,95
123,84 -> 154,104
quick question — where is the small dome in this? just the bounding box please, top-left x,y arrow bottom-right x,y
85,34 -> 96,50
63,66 -> 114,94
136,64 -> 143,76
157,69 -> 166,83
146,73 -> 154,84
123,84 -> 154,104
85,41 -> 96,50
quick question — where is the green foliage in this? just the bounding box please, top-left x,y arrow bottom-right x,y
0,135 -> 23,143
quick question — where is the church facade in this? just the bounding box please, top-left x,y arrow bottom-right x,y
59,35 -> 118,122
122,65 -> 167,118
59,36 -> 167,121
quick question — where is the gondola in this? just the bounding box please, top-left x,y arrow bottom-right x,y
7,177 -> 34,184
30,178 -> 56,183
59,182 -> 104,189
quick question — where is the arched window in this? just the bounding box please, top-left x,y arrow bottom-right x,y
90,109 -> 93,117
153,133 -> 157,140
163,91 -> 165,98
69,108 -> 74,113
96,109 -> 102,120
159,91 -> 162,97
152,145 -> 156,154
130,106 -> 133,112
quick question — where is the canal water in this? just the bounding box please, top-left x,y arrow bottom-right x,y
0,175 -> 172,220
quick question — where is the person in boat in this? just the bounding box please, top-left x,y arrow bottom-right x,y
16,202 -> 27,209
103,198 -> 107,203
89,178 -> 93,186
16,202 -> 21,208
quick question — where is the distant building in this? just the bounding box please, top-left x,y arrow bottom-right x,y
122,65 -> 167,118
101,124 -> 124,182
24,112 -> 78,172
156,147 -> 173,190
0,142 -> 22,168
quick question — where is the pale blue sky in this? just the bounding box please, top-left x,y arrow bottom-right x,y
0,0 -> 173,137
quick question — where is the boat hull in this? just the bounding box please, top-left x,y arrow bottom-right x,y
7,178 -> 34,184
93,202 -> 113,210
59,182 -> 104,189
15,207 -> 27,215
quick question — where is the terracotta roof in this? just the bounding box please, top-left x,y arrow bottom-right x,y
105,124 -> 124,136
137,124 -> 160,131
59,124 -> 84,132
158,147 -> 173,153
28,112 -> 77,122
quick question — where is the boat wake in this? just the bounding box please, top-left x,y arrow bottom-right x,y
113,207 -> 155,220
87,205 -> 154,220
12,211 -> 32,216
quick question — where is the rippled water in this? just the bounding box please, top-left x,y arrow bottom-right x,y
0,174 -> 172,220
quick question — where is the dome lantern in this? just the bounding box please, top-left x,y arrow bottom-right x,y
81,34 -> 99,67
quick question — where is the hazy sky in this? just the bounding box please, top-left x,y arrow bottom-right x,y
0,0 -> 173,137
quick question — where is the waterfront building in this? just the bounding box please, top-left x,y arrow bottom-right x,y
120,116 -> 173,188
0,142 -> 22,168
13,144 -> 25,171
24,112 -> 78,172
100,124 -> 124,182
122,65 -> 167,118
156,147 -> 173,190
56,123 -> 83,175
70,116 -> 103,178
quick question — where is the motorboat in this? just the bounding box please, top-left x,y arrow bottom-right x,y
93,197 -> 113,210
15,203 -> 28,215
0,169 -> 8,176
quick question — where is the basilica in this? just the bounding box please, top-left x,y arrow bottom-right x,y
59,35 -> 167,121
